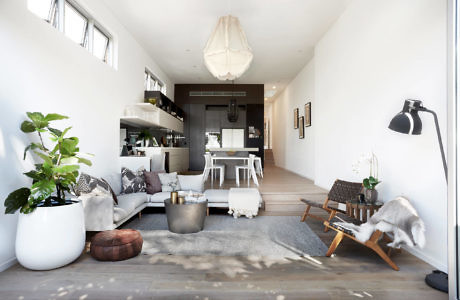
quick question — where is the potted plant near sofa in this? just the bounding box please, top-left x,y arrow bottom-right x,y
4,112 -> 92,270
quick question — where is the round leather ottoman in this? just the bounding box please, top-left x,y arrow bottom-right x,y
90,229 -> 143,261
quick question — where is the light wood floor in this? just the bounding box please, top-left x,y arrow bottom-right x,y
0,166 -> 447,299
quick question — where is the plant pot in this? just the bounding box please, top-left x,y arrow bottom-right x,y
363,188 -> 378,204
15,200 -> 85,270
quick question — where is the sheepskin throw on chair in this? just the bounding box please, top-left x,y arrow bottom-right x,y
335,196 -> 426,248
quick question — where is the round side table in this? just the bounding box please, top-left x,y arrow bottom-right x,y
346,200 -> 383,222
164,199 -> 208,234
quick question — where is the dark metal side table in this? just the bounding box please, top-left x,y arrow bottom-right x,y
346,200 -> 383,222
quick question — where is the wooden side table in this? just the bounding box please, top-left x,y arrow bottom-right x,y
346,200 -> 383,222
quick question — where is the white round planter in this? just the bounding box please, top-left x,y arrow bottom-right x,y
15,200 -> 85,270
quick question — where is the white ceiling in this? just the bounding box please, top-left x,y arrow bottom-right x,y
100,0 -> 349,99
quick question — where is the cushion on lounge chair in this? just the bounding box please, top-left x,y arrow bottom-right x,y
300,198 -> 323,208
328,215 -> 363,236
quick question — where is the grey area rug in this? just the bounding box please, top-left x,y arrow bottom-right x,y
122,214 -> 328,257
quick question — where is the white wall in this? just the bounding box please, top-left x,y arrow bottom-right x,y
272,59 -> 315,179
272,0 -> 447,271
0,0 -> 173,271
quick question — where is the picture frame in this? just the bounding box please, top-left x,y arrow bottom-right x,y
305,102 -> 311,127
299,116 -> 305,138
294,108 -> 299,129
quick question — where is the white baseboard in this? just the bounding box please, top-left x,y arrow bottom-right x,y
0,257 -> 17,272
403,246 -> 448,273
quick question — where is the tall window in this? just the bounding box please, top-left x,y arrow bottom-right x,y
27,0 -> 113,65
144,69 -> 166,94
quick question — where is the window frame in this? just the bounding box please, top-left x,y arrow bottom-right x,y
144,69 -> 166,94
27,0 -> 113,66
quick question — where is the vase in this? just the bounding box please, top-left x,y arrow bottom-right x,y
364,188 -> 378,204
15,200 -> 85,270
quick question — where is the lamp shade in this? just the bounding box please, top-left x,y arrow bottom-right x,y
388,99 -> 423,135
203,15 -> 253,81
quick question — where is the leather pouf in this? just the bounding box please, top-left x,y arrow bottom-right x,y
90,229 -> 143,261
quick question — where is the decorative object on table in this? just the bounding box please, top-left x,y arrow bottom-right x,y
388,99 -> 447,292
305,102 -> 311,127
178,196 -> 185,204
294,108 -> 299,129
352,152 -> 380,203
203,15 -> 253,80
121,145 -> 129,156
164,199 -> 208,233
326,196 -> 425,271
90,229 -> 143,261
170,191 -> 178,204
158,172 -> 181,192
4,112 -> 92,270
299,116 -> 305,139
121,167 -> 146,194
300,179 -> 363,231
138,129 -> 153,147
228,188 -> 261,218
151,137 -> 159,147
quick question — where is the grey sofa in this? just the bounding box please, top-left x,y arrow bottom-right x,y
80,172 -> 237,231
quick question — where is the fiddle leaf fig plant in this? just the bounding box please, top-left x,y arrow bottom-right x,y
4,112 -> 92,214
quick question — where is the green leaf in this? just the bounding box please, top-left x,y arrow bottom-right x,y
61,137 -> 79,155
30,180 -> 55,202
60,157 -> 79,165
20,121 -> 36,133
53,164 -> 80,174
4,188 -> 30,214
44,113 -> 68,122
34,151 -> 54,166
61,127 -> 72,138
27,112 -> 48,129
77,157 -> 92,166
47,127 -> 62,137
23,170 -> 44,181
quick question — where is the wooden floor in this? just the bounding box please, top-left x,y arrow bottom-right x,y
0,165 -> 447,299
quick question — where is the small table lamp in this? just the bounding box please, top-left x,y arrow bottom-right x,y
388,99 -> 447,292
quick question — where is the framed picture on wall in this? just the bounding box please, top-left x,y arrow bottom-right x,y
305,102 -> 311,127
294,108 -> 299,129
299,116 -> 305,138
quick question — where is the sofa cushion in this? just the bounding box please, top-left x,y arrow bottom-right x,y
113,207 -> 128,223
103,173 -> 122,196
144,170 -> 164,194
121,167 -> 146,194
149,192 -> 171,203
75,173 -> 111,196
158,172 -> 181,192
178,174 -> 204,193
117,192 -> 148,213
204,189 -> 230,203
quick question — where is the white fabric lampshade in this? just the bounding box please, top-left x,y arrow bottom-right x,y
203,15 -> 253,81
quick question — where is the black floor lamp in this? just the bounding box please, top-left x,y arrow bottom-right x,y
388,99 -> 448,292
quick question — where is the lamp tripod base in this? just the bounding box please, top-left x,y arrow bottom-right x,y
425,270 -> 448,293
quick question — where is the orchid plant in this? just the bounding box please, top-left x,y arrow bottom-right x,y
352,152 -> 381,190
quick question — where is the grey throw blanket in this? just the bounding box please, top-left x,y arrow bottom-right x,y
335,196 -> 425,248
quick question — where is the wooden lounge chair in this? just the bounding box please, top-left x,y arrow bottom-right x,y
300,179 -> 362,231
323,215 -> 399,271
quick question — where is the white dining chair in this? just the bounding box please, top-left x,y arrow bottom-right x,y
203,153 -> 225,186
254,156 -> 263,178
235,154 -> 259,187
